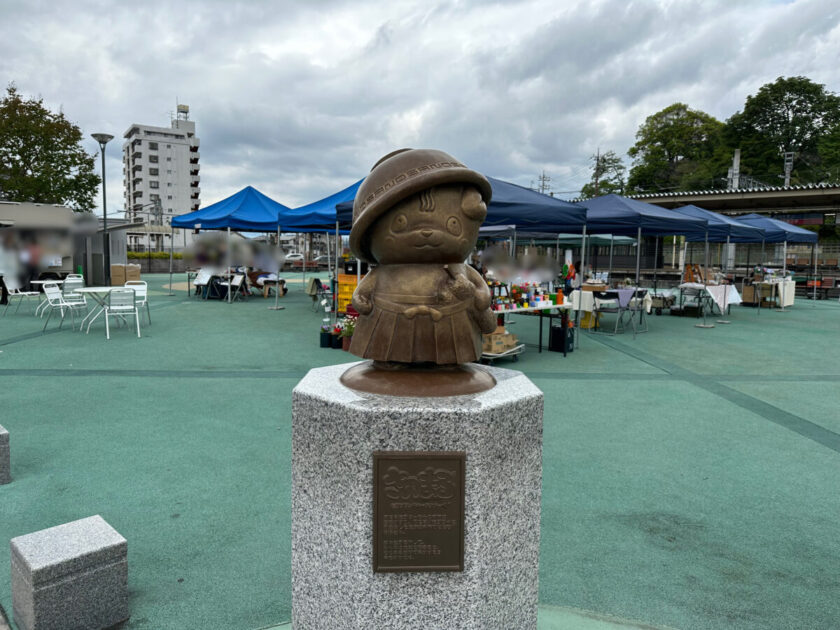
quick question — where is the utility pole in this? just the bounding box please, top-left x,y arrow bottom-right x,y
727,149 -> 741,190
783,152 -> 794,187
594,148 -> 601,197
537,170 -> 551,195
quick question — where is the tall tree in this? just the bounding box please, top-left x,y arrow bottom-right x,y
626,103 -> 727,193
0,84 -> 99,210
580,150 -> 625,198
725,76 -> 840,185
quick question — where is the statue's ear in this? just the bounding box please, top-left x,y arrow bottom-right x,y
461,186 -> 486,221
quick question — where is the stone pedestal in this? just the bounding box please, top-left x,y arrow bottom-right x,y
292,362 -> 543,629
0,425 -> 9,485
11,515 -> 128,630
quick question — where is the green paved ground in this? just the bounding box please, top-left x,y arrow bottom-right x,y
1,275 -> 838,629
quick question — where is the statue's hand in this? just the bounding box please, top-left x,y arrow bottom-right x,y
450,274 -> 474,300
353,293 -> 373,315
473,289 -> 491,311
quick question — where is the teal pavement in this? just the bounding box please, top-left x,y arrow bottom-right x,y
0,274 -> 838,629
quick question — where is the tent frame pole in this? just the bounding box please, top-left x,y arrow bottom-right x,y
167,226 -> 174,296
227,227 -> 232,304
776,241 -> 789,312
608,235 -> 614,287
634,227 -> 641,286
695,231 -> 714,329
269,226 -> 285,311
812,242 -> 818,304
717,235 -> 731,324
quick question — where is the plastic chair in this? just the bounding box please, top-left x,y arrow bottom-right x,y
124,281 -> 150,324
41,282 -> 86,332
104,288 -> 141,340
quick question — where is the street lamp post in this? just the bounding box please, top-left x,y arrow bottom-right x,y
92,133 -> 114,285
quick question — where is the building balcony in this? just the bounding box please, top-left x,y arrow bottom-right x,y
190,169 -> 199,177
132,151 -> 142,159
133,190 -> 143,199
191,192 -> 199,200
132,164 -> 142,173
190,143 -> 199,151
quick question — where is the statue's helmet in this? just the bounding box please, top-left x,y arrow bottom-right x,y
349,148 -> 492,263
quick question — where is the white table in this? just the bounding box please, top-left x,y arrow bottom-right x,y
75,286 -> 137,333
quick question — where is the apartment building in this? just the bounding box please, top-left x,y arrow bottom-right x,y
122,105 -> 200,251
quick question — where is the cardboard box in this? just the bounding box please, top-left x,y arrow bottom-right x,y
110,264 -> 125,286
125,264 -> 141,282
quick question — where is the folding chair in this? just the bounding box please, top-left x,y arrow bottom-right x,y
623,288 -> 649,338
41,282 -> 86,332
218,274 -> 247,302
3,276 -> 39,316
309,278 -> 333,312
591,291 -> 622,335
125,281 -> 151,324
104,288 -> 141,340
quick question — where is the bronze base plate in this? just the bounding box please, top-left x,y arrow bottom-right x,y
340,361 -> 496,397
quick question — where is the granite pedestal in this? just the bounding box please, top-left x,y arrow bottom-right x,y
0,425 -> 9,485
292,362 -> 543,629
11,515 -> 128,630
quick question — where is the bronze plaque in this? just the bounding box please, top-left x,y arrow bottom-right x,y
373,451 -> 465,572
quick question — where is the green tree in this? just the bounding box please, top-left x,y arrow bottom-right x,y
626,103 -> 727,193
0,84 -> 99,210
580,150 -> 625,198
725,76 -> 840,185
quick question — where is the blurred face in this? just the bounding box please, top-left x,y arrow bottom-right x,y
368,184 -> 487,264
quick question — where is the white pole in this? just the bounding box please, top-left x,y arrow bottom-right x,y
696,231 -> 714,328
634,226 -> 641,286
303,233 -> 308,289
167,226 -> 175,296
269,225 -> 284,311
608,234 -> 614,287
717,235 -> 731,324
227,227 -> 232,303
812,242 -> 818,304
776,241 -> 788,312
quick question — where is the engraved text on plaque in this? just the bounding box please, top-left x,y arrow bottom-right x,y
373,451 -> 465,572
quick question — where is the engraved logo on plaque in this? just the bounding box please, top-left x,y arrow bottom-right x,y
373,452 -> 465,572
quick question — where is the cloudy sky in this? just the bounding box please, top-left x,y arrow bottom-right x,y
2,0 -> 839,215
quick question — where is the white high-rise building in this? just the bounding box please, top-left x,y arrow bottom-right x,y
122,105 -> 200,251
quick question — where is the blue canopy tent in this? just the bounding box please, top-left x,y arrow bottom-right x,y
171,186 -> 293,303
736,213 -> 819,304
335,176 -> 587,233
171,185 -> 292,231
672,206 -> 765,324
578,194 -> 708,288
279,179 -> 363,302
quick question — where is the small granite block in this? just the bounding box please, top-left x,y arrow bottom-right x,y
11,515 -> 128,630
0,425 -> 9,485
292,362 -> 544,629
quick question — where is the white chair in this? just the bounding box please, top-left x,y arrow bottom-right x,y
41,282 -> 87,332
124,281 -> 150,324
218,274 -> 246,302
61,277 -> 88,311
104,288 -> 141,340
3,276 -> 39,316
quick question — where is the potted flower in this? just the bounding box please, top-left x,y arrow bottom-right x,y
319,323 -> 332,348
340,315 -> 357,351
331,323 -> 344,349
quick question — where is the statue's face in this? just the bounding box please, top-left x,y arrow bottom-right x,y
368,184 -> 487,264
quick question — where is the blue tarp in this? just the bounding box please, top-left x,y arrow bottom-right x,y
673,205 -> 765,243
283,179 -> 363,232
335,176 -> 587,232
171,186 -> 292,232
580,194 -> 708,238
735,213 -> 818,244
